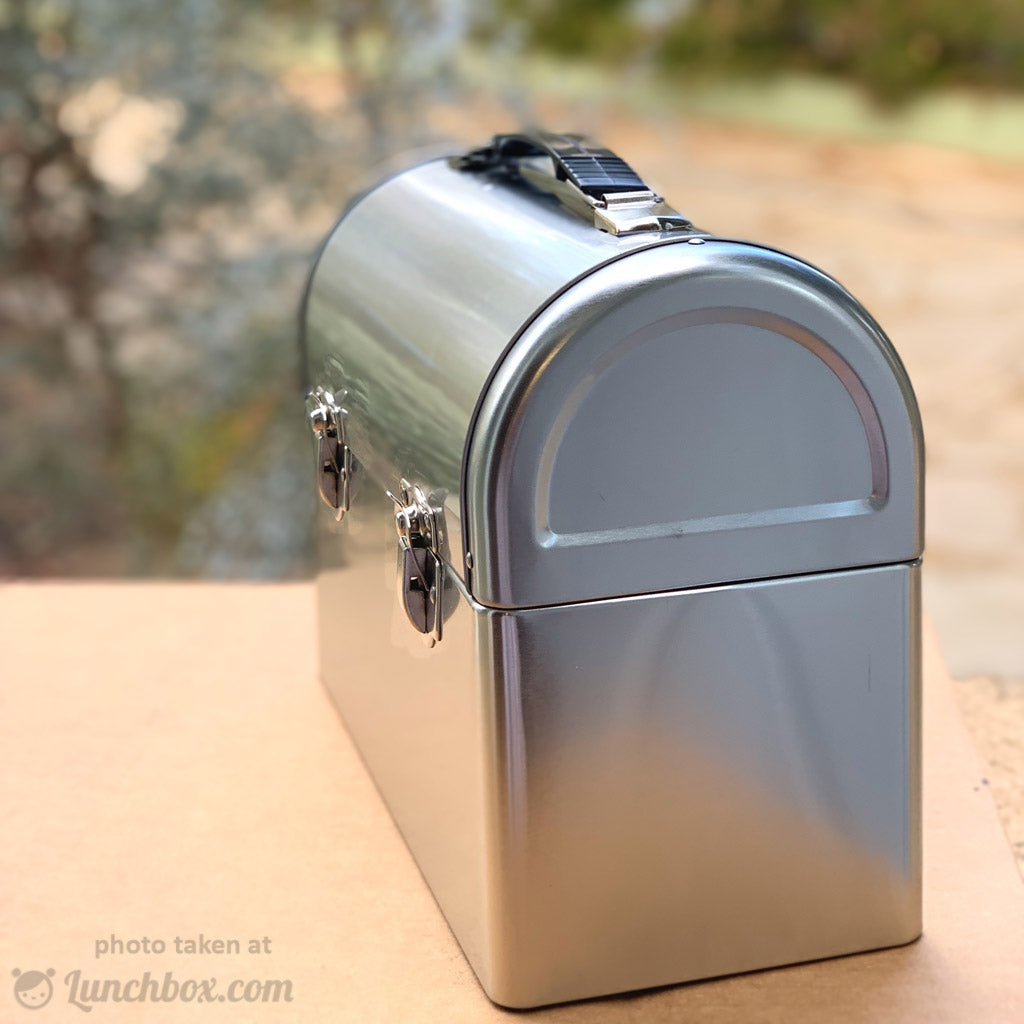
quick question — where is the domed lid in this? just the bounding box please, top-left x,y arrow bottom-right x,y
463,239 -> 923,608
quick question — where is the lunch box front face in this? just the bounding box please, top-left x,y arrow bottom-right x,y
301,133 -> 924,1008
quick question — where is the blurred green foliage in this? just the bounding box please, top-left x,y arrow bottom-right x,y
0,0 -> 316,575
0,0 -> 459,577
509,0 -> 1024,104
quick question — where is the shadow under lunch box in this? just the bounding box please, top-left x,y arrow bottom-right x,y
299,132 -> 924,1008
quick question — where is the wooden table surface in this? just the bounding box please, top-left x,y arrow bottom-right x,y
1,583 -> 1022,1022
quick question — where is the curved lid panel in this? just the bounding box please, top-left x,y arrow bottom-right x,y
301,157 -> 672,568
465,240 -> 923,608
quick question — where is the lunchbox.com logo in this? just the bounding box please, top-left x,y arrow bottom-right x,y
11,969 -> 56,1010
11,966 -> 293,1013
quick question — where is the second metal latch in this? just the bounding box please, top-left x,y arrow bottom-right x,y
387,479 -> 446,647
306,387 -> 352,520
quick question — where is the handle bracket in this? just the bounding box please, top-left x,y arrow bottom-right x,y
457,132 -> 693,236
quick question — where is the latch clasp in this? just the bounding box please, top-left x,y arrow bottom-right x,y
306,387 -> 352,520
386,479 -> 447,647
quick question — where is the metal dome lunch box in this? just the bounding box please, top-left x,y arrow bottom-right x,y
299,132 -> 924,1008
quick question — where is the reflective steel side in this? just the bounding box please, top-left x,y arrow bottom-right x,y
302,158 -> 684,576
317,482 -> 921,1008
466,240 -> 924,607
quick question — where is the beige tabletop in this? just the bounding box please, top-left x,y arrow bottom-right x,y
1,582 -> 1022,1022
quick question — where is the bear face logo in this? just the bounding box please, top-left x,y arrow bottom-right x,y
12,969 -> 55,1010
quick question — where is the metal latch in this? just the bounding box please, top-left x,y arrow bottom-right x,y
306,387 -> 352,520
387,479 -> 446,647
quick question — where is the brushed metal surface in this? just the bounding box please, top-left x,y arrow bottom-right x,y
307,143 -> 923,1008
466,240 -> 924,607
302,157 -> 685,576
304,158 -> 921,608
315,484 -> 496,988
317,485 -> 921,1008
479,559 -> 921,1006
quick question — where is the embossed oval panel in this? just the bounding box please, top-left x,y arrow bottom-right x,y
466,242 -> 922,608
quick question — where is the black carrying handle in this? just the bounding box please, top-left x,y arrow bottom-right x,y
457,131 -> 694,235
458,132 -> 659,201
